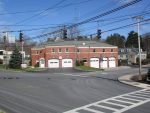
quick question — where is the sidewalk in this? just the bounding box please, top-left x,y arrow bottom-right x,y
118,72 -> 150,89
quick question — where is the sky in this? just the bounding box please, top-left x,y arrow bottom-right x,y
0,0 -> 150,41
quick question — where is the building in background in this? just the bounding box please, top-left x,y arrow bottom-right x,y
0,50 -> 25,64
118,48 -> 147,65
31,41 -> 118,68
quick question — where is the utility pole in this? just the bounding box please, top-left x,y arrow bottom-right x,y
134,16 -> 143,80
3,32 -> 8,69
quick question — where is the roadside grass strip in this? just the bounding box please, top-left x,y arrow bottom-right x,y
64,89 -> 150,113
0,110 -> 6,113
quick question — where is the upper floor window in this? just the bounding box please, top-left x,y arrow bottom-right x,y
111,49 -> 113,52
66,48 -> 69,53
36,51 -> 39,54
59,48 -> 62,53
52,48 -> 55,53
77,49 -> 80,53
103,49 -> 105,52
93,49 -> 96,52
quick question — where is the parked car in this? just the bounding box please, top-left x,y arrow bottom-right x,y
146,68 -> 150,81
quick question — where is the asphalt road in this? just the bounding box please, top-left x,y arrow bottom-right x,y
0,66 -> 149,113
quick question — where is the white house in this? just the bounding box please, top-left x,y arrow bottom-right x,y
0,50 -> 25,64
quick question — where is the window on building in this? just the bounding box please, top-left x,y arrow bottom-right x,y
103,49 -> 105,52
82,58 -> 87,63
66,48 -> 69,53
0,51 -> 3,55
121,49 -> 124,52
40,59 -> 45,64
93,49 -> 96,52
77,49 -> 80,53
59,48 -> 62,53
111,49 -> 113,52
52,48 -> 55,53
36,51 -> 39,54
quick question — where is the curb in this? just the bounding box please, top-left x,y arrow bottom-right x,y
118,72 -> 150,89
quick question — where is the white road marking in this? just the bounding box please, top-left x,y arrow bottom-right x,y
120,96 -> 141,102
63,89 -> 150,113
129,94 -> 149,99
125,95 -> 147,100
103,101 -> 127,107
94,104 -> 119,111
110,98 -> 134,104
83,108 -> 104,113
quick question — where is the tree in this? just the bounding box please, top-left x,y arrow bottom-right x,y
9,45 -> 22,69
105,33 -> 126,48
125,31 -> 143,49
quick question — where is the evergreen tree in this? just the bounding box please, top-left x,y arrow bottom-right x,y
9,46 -> 22,69
125,31 -> 143,49
106,33 -> 126,48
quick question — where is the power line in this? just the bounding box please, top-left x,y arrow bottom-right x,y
1,9 -> 149,34
0,10 -> 41,15
78,0 -> 117,20
26,18 -> 150,41
91,11 -> 150,23
1,21 -> 150,46
14,0 -> 68,25
17,0 -> 94,25
30,0 -> 142,39
0,26 -> 64,33
86,19 -> 150,36
1,10 -> 149,28
0,0 -> 143,41
0,0 -> 93,16
69,0 -> 142,28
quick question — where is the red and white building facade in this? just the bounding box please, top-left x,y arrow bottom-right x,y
31,41 -> 118,68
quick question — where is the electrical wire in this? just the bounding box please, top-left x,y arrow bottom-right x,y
1,8 -> 149,34
28,0 -> 142,39
14,0 -> 68,25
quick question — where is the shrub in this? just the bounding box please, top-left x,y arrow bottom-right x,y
0,59 -> 3,64
34,62 -> 39,67
118,59 -> 128,66
76,60 -> 84,66
142,59 -> 150,65
147,54 -> 150,59
76,60 -> 80,66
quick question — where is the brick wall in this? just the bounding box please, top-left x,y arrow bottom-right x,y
31,46 -> 118,68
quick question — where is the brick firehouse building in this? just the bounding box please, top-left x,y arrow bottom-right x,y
31,41 -> 118,68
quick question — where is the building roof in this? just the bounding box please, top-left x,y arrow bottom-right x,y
33,41 -> 117,49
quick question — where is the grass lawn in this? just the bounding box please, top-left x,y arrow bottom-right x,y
23,67 -> 47,72
0,64 -> 47,72
0,110 -> 6,113
0,64 -> 5,69
75,66 -> 103,71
